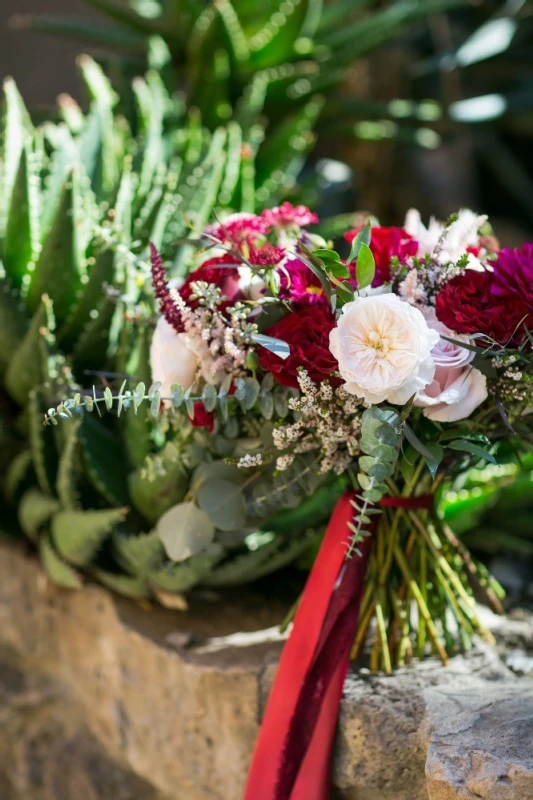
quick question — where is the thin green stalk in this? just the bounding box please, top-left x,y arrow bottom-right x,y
374,588 -> 392,674
417,543 -> 427,658
394,544 -> 448,665
407,511 -> 495,644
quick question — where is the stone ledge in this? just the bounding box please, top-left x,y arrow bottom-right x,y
0,541 -> 532,800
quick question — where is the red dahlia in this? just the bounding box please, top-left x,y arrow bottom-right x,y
436,269 -> 530,346
257,305 -> 338,388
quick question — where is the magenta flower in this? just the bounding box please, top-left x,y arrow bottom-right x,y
278,257 -> 327,306
491,243 -> 533,313
262,202 -> 319,229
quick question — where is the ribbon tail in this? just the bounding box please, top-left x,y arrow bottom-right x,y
244,492 -> 373,800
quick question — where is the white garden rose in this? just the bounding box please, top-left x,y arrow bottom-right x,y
414,312 -> 487,422
329,294 -> 439,405
150,317 -> 199,397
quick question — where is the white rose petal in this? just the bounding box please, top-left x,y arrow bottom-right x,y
150,317 -> 199,397
404,207 -> 487,268
329,294 -> 439,405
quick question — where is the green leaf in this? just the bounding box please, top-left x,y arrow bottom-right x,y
448,439 -> 497,465
355,242 -> 375,289
52,507 -> 127,566
3,142 -> 40,289
79,414 -> 130,506
113,530 -> 165,577
202,383 -> 218,412
4,303 -> 46,406
129,450 -> 188,524
203,531 -> 316,587
18,489 -> 59,542
56,419 -> 81,509
403,423 -> 443,478
40,536 -> 83,590
197,478 -> 247,532
253,333 -> 290,360
28,388 -> 58,495
348,221 -> 371,262
148,545 -> 224,593
25,175 -> 82,324
0,277 -> 28,378
157,502 -> 216,562
90,568 -> 148,599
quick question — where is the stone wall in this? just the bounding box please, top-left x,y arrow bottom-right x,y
0,541 -> 532,800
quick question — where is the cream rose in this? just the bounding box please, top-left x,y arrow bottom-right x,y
150,317 -> 199,397
414,313 -> 487,422
329,294 -> 439,405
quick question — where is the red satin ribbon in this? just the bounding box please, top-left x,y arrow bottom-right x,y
244,491 -> 432,800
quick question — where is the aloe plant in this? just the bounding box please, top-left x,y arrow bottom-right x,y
0,57 -> 331,598
13,0 -> 466,187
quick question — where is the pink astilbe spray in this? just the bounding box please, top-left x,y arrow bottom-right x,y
150,243 -> 184,333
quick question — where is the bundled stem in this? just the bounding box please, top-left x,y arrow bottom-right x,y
350,464 -> 498,670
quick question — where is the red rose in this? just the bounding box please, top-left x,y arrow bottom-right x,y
345,226 -> 418,286
190,402 -> 215,432
179,254 -> 241,310
257,305 -> 338,388
436,270 -> 530,345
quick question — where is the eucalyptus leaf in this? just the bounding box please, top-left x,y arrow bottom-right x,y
157,502 -> 215,562
253,333 -> 290,360
197,478 -> 247,532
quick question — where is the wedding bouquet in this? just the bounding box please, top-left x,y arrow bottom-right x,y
48,203 -> 533,800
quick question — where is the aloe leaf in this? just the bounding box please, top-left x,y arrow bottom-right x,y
52,506 -> 127,566
12,14 -> 145,50
28,387 -> 58,496
40,536 -> 83,589
113,530 -> 165,577
56,419 -> 82,510
18,488 -> 59,542
79,413 -> 130,507
4,304 -> 46,406
3,142 -> 40,289
1,78 -> 32,241
90,568 -> 149,599
26,175 -> 82,324
204,531 -> 316,587
0,277 -> 28,377
148,546 -> 224,593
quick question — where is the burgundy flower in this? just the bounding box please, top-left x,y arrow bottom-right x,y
491,243 -> 533,314
179,254 -> 242,311
278,257 -> 327,306
257,305 -> 338,388
436,269 -> 530,345
150,243 -> 184,333
262,202 -> 318,229
345,226 -> 418,286
190,402 -> 215,433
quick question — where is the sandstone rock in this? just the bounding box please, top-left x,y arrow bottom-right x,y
0,541 -> 532,800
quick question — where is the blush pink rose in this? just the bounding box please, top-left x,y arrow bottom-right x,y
414,312 -> 487,422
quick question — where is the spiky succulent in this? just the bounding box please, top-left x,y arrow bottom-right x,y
13,0 -> 467,190
0,57 -> 341,598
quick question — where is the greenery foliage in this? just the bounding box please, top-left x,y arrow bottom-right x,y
0,61 -> 341,598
